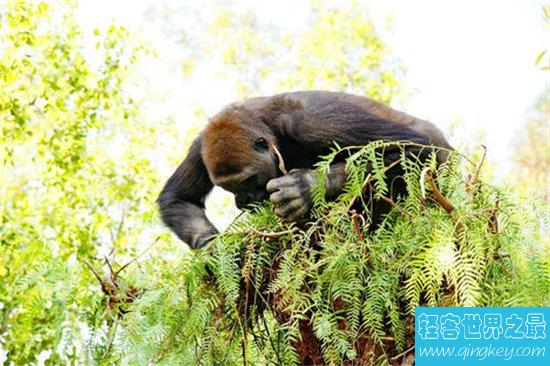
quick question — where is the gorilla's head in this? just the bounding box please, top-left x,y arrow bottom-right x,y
202,106 -> 280,209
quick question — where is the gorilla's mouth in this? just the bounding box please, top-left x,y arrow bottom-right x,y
235,190 -> 269,210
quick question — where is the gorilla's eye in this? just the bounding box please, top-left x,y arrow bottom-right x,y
252,137 -> 268,152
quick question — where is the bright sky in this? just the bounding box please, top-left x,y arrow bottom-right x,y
77,0 -> 548,174
376,0 -> 548,171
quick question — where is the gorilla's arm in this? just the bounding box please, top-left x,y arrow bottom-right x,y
157,137 -> 218,248
265,100 -> 434,221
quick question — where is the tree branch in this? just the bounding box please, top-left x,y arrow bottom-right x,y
252,227 -> 299,241
369,183 -> 412,220
426,170 -> 455,213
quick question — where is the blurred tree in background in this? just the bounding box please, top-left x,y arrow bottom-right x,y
515,4 -> 550,200
147,1 -> 404,101
512,93 -> 549,200
0,0 -> 179,363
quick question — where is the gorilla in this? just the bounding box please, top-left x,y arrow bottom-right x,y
157,91 -> 451,248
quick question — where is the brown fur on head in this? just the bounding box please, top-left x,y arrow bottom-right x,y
202,106 -> 278,192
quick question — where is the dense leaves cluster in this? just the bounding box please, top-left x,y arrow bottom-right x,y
120,144 -> 548,365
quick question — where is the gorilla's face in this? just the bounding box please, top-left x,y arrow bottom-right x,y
205,136 -> 280,209
202,106 -> 281,209
240,139 -> 280,209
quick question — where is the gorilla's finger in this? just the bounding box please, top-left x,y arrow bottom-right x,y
266,175 -> 298,192
284,205 -> 309,222
274,198 -> 305,218
269,186 -> 302,204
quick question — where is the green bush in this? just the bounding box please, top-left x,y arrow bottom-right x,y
118,143 -> 549,365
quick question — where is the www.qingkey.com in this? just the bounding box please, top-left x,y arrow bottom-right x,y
418,344 -> 546,361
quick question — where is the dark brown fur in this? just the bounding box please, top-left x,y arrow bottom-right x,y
202,106 -> 276,179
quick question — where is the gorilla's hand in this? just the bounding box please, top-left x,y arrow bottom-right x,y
266,169 -> 316,222
194,233 -> 218,249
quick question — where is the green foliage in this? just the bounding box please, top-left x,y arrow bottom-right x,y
119,143 -> 549,365
0,1 -> 177,363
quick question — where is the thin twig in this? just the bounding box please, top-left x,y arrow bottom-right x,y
260,312 -> 283,366
83,260 -> 105,288
83,260 -> 115,297
471,145 -> 487,184
236,311 -> 248,366
346,159 -> 401,212
351,211 -> 364,241
252,227 -> 299,240
115,235 -> 161,276
390,345 -> 415,361
229,211 -> 245,227
369,183 -> 412,220
271,144 -> 288,175
108,205 -> 126,247
104,256 -> 117,283
104,319 -> 119,358
466,145 -> 487,201
426,170 -> 455,213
